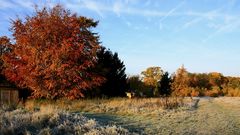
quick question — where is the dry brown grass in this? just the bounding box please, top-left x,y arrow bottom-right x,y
24,97 -> 196,116
0,97 -> 195,135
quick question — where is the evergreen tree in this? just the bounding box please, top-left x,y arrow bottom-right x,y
158,72 -> 172,96
88,47 -> 127,97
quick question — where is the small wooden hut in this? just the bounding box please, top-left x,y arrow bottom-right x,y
0,76 -> 19,105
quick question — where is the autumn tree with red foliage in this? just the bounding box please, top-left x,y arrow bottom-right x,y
1,5 -> 104,99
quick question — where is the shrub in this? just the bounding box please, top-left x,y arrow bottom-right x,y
225,88 -> 240,97
190,88 -> 200,97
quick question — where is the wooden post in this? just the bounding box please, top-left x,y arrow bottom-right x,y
0,90 -> 1,105
8,90 -> 11,105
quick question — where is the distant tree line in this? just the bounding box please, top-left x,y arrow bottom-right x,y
128,65 -> 240,97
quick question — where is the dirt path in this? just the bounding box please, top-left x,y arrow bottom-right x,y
190,97 -> 240,135
84,97 -> 240,135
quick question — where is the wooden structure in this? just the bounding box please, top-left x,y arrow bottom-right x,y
0,78 -> 19,105
126,92 -> 135,99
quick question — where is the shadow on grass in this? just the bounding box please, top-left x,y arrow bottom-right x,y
83,113 -> 146,134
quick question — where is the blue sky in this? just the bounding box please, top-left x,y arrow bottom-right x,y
1,0 -> 240,76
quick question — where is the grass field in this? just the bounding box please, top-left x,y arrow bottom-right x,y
1,97 -> 240,134
78,97 -> 240,134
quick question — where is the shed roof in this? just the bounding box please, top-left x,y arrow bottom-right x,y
0,75 -> 16,88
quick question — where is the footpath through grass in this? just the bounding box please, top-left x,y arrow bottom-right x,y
12,97 -> 240,134
79,97 -> 240,134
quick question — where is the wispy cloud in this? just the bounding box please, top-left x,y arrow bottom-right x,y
113,1 -> 123,17
202,17 -> 240,42
180,9 -> 222,30
68,0 -> 236,21
124,8 -> 166,17
159,0 -> 186,22
0,0 -> 38,22
183,17 -> 202,29
14,0 -> 35,10
0,0 -> 36,10
186,7 -> 224,21
2,0 -> 237,21
0,0 -> 16,9
80,0 -> 105,17
76,0 -> 240,35
2,0 -> 240,36
68,0 -> 166,18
